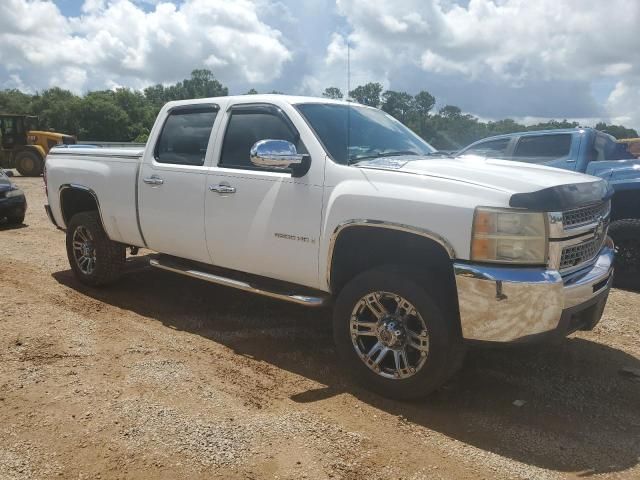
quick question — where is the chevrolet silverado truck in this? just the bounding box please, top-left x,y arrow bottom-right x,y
459,128 -> 639,287
44,96 -> 615,399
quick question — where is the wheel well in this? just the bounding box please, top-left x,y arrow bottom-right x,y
611,189 -> 640,221
329,226 -> 458,310
60,187 -> 100,227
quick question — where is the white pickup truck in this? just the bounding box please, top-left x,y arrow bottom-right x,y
44,95 -> 615,399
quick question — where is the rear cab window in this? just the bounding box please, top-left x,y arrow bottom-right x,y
154,106 -> 218,166
590,133 -> 636,161
512,134 -> 573,163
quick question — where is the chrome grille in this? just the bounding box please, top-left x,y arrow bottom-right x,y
559,235 -> 605,270
562,201 -> 610,229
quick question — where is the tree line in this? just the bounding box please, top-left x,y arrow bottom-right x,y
0,69 -> 636,149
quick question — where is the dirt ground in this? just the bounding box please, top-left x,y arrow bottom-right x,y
1,175 -> 639,480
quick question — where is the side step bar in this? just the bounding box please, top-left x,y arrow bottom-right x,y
149,256 -> 329,307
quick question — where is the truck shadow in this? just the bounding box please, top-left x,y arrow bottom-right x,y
53,262 -> 640,476
0,220 -> 28,231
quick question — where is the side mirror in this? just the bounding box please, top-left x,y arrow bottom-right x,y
250,139 -> 306,170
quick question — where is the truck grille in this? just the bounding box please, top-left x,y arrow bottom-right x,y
560,235 -> 605,270
562,201 -> 610,229
552,200 -> 610,273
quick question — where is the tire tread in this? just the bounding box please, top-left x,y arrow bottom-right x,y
66,211 -> 125,286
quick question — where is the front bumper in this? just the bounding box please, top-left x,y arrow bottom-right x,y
0,195 -> 27,218
454,237 -> 614,343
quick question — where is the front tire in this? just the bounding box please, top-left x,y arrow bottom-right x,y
333,266 -> 465,400
15,150 -> 43,177
609,219 -> 640,289
66,211 -> 125,286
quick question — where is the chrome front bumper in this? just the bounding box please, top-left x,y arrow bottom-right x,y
454,237 -> 614,343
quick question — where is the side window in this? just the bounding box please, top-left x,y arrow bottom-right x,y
464,138 -> 510,157
219,108 -> 306,169
513,134 -> 572,163
155,107 -> 218,166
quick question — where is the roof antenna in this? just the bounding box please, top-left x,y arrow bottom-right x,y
347,38 -> 351,164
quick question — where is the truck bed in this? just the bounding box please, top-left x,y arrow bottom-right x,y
45,145 -> 146,247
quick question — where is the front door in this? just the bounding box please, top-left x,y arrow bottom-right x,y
204,104 -> 323,288
138,104 -> 219,263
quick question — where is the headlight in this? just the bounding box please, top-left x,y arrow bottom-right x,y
5,185 -> 24,198
471,207 -> 547,264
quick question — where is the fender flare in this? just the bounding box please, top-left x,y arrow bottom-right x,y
58,183 -> 105,231
325,219 -> 457,290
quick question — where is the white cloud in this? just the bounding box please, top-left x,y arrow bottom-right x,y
322,0 -> 640,128
0,0 -> 292,92
606,80 -> 640,129
1,0 -> 639,131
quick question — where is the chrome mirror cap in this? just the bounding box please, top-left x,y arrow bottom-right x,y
250,139 -> 305,170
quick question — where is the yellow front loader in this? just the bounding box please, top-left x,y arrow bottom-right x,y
0,114 -> 76,176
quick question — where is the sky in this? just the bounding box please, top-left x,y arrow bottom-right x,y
1,0 -> 639,131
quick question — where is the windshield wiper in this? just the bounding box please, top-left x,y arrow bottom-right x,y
348,150 -> 421,165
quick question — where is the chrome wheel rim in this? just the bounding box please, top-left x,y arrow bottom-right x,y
350,291 -> 429,379
72,226 -> 96,275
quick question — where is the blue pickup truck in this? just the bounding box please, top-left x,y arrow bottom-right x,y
459,127 -> 640,287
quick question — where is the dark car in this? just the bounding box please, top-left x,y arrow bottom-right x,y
0,169 -> 27,224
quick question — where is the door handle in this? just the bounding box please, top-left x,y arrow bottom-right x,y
209,184 -> 236,194
143,175 -> 164,185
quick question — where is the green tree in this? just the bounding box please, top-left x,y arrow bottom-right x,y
595,122 -> 638,139
77,91 -> 129,141
486,118 -> 526,136
439,105 -> 462,119
413,91 -> 435,117
111,88 -> 156,141
349,82 -> 383,107
381,90 -> 414,122
411,90 -> 436,137
180,69 -> 228,99
528,119 -> 579,132
322,87 -> 343,100
30,87 -> 82,135
0,89 -> 33,114
3,71 -> 639,147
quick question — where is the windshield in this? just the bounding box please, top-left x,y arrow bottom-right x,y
296,103 -> 436,165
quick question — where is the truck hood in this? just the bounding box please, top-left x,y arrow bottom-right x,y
357,154 -> 611,210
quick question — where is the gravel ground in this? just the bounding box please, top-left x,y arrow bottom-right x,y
1,175 -> 639,479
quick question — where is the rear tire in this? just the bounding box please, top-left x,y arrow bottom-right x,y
66,211 -> 125,286
333,265 -> 465,400
15,150 -> 43,177
609,219 -> 640,289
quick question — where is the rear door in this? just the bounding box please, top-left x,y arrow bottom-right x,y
138,104 -> 219,263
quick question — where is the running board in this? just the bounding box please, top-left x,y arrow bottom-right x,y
149,256 -> 328,307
